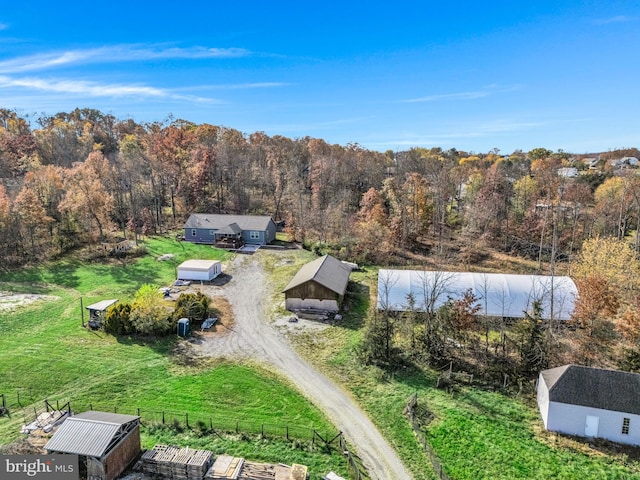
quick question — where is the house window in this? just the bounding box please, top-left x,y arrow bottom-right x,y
249,231 -> 260,240
622,418 -> 630,435
209,230 -> 215,236
191,229 -> 196,236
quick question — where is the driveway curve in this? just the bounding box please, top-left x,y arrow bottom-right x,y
193,254 -> 413,480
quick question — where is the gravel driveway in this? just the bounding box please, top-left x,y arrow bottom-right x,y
191,253 -> 413,480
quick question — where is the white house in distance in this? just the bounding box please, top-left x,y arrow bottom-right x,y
537,365 -> 640,446
377,270 -> 578,321
177,259 -> 222,282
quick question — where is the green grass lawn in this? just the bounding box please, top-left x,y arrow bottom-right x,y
0,237 -> 348,479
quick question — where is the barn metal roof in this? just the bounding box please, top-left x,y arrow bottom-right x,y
44,411 -> 140,458
541,365 -> 640,415
283,255 -> 351,295
377,270 -> 577,321
85,299 -> 118,311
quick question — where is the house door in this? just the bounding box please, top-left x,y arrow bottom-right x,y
585,415 -> 599,437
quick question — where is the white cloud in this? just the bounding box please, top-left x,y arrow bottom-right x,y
402,85 -> 522,104
402,91 -> 489,103
0,75 -> 219,103
179,82 -> 290,91
0,45 -> 251,73
593,15 -> 635,25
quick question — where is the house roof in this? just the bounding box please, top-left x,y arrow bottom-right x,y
184,214 -> 273,231
44,411 -> 140,458
86,299 -> 118,312
541,365 -> 640,415
283,255 -> 351,296
377,270 -> 577,321
216,222 -> 243,235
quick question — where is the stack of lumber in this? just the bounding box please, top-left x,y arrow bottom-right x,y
140,444 -> 170,475
141,444 -> 214,479
157,445 -> 181,477
171,447 -> 194,479
205,454 -> 244,479
289,464 -> 308,480
235,461 -> 272,480
187,449 -> 214,479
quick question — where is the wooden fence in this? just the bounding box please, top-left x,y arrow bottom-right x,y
1,395 -> 367,480
405,392 -> 450,480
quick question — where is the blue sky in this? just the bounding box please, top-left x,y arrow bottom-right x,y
0,1 -> 638,154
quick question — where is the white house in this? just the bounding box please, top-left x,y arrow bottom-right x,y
537,365 -> 640,446
177,259 -> 222,281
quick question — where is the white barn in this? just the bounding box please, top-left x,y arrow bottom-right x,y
377,270 -> 577,321
537,365 -> 640,446
177,259 -> 222,281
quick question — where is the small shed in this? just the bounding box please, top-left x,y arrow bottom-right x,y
45,411 -> 141,480
283,255 -> 351,313
537,365 -> 640,446
177,259 -> 222,281
86,299 -> 118,329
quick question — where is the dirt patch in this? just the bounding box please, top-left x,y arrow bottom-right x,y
0,292 -> 59,312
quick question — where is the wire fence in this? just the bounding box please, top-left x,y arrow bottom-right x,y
405,392 -> 450,480
1,393 -> 368,480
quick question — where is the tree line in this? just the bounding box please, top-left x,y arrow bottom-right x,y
2,107 -> 639,270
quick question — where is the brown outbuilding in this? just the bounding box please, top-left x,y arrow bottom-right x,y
283,254 -> 351,314
45,411 -> 141,480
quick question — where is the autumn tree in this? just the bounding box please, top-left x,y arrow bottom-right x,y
58,151 -> 114,242
129,284 -> 173,335
572,275 -> 620,365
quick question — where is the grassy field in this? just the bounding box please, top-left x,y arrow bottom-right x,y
289,265 -> 640,480
0,237 -> 349,479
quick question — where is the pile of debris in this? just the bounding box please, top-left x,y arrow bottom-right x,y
21,409 -> 69,435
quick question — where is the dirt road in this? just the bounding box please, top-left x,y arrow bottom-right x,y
193,253 -> 413,480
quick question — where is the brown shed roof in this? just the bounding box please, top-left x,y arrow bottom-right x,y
541,364 -> 640,415
283,255 -> 350,296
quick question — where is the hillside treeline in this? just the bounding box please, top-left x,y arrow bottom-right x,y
1,107 -> 640,269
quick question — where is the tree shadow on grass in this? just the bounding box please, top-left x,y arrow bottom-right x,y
115,333 -> 175,356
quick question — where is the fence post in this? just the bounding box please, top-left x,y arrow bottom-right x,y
286,425 -> 289,441
210,417 -> 213,430
114,406 -> 117,413
261,423 -> 264,437
137,408 -> 140,417
236,420 -> 238,434
162,411 -> 165,424
185,412 -> 189,428
90,403 -> 93,411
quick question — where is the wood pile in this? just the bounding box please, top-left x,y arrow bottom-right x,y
140,444 -> 213,479
205,455 -> 244,479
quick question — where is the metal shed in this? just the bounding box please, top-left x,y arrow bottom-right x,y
86,299 -> 118,329
45,411 -> 141,480
177,259 -> 222,281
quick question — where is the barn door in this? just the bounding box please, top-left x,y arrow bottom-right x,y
585,415 -> 599,437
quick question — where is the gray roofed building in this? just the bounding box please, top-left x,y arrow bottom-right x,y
184,214 -> 276,246
541,365 -> 640,415
537,365 -> 640,445
185,214 -> 272,231
283,255 -> 351,314
45,411 -> 141,480
284,255 -> 350,295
